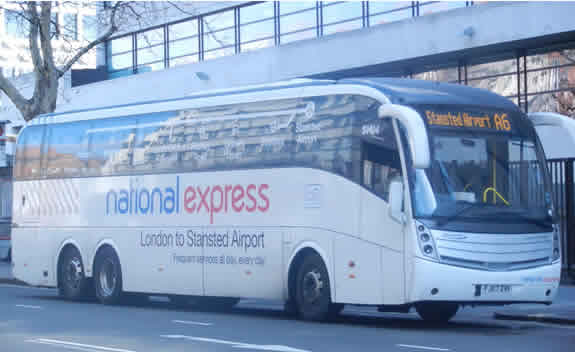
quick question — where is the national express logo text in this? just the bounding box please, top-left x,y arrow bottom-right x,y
105,176 -> 270,224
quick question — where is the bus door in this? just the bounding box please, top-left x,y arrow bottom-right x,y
336,118 -> 406,304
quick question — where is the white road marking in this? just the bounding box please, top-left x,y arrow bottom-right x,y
161,334 -> 311,352
28,339 -> 106,352
27,339 -> 136,352
396,344 -> 450,351
532,321 -> 575,330
15,304 -> 43,309
172,319 -> 213,326
0,283 -> 52,290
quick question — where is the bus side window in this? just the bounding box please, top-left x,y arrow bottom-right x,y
87,117 -> 137,176
15,126 -> 45,180
46,122 -> 90,178
362,141 -> 402,202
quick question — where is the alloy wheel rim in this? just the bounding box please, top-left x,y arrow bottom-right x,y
99,258 -> 117,297
302,269 -> 323,305
66,257 -> 83,289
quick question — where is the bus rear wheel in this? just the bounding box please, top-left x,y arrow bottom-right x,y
415,302 -> 459,323
294,253 -> 339,321
94,247 -> 123,305
58,247 -> 91,300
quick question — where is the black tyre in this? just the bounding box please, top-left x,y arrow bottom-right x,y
123,293 -> 149,306
294,253 -> 338,321
94,247 -> 123,305
197,296 -> 239,311
415,302 -> 459,323
284,300 -> 298,317
169,295 -> 193,308
58,247 -> 91,300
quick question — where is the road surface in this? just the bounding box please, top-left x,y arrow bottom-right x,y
0,283 -> 573,352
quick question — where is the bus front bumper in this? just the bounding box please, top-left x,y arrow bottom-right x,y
410,257 -> 562,305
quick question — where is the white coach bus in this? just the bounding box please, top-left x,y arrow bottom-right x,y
12,78 -> 561,323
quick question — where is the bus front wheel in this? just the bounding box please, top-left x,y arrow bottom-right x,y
295,253 -> 340,321
94,247 -> 124,305
415,302 -> 459,323
58,246 -> 91,300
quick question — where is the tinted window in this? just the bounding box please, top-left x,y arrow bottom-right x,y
360,114 -> 403,201
46,122 -> 91,178
132,111 -> 180,174
86,117 -> 138,176
108,94 -> 378,182
19,94 -> 382,185
14,126 -> 45,180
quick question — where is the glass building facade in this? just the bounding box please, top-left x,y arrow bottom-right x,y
104,1 -> 575,118
412,47 -> 575,117
105,1 -> 473,77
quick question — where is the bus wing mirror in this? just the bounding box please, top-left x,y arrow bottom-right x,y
389,179 -> 405,224
379,104 -> 430,169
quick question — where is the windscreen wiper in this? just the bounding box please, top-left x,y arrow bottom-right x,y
497,210 -> 553,228
435,202 -> 485,226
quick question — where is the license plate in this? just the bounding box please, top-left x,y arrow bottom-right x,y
474,284 -> 512,297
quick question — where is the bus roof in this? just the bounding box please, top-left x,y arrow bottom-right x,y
340,77 -> 520,111
28,77 -> 520,126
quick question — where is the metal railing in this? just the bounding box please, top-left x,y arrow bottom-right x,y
548,158 -> 575,280
105,1 -> 474,78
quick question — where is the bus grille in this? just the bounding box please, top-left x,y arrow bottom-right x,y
432,231 -> 552,271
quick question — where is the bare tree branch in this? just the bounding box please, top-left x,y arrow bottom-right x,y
0,74 -> 30,116
26,1 -> 44,74
125,2 -> 143,21
39,2 -> 56,72
0,1 -> 203,121
166,1 -> 227,49
166,1 -> 197,17
57,1 -> 122,77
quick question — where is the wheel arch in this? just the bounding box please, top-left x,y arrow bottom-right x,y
286,241 -> 335,303
55,239 -> 86,286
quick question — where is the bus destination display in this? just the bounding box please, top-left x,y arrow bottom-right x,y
425,110 -> 512,132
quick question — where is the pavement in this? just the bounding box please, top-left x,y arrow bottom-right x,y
492,285 -> 575,325
1,261 -> 574,327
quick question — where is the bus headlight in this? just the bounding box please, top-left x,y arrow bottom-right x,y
416,222 -> 438,261
552,224 -> 561,263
